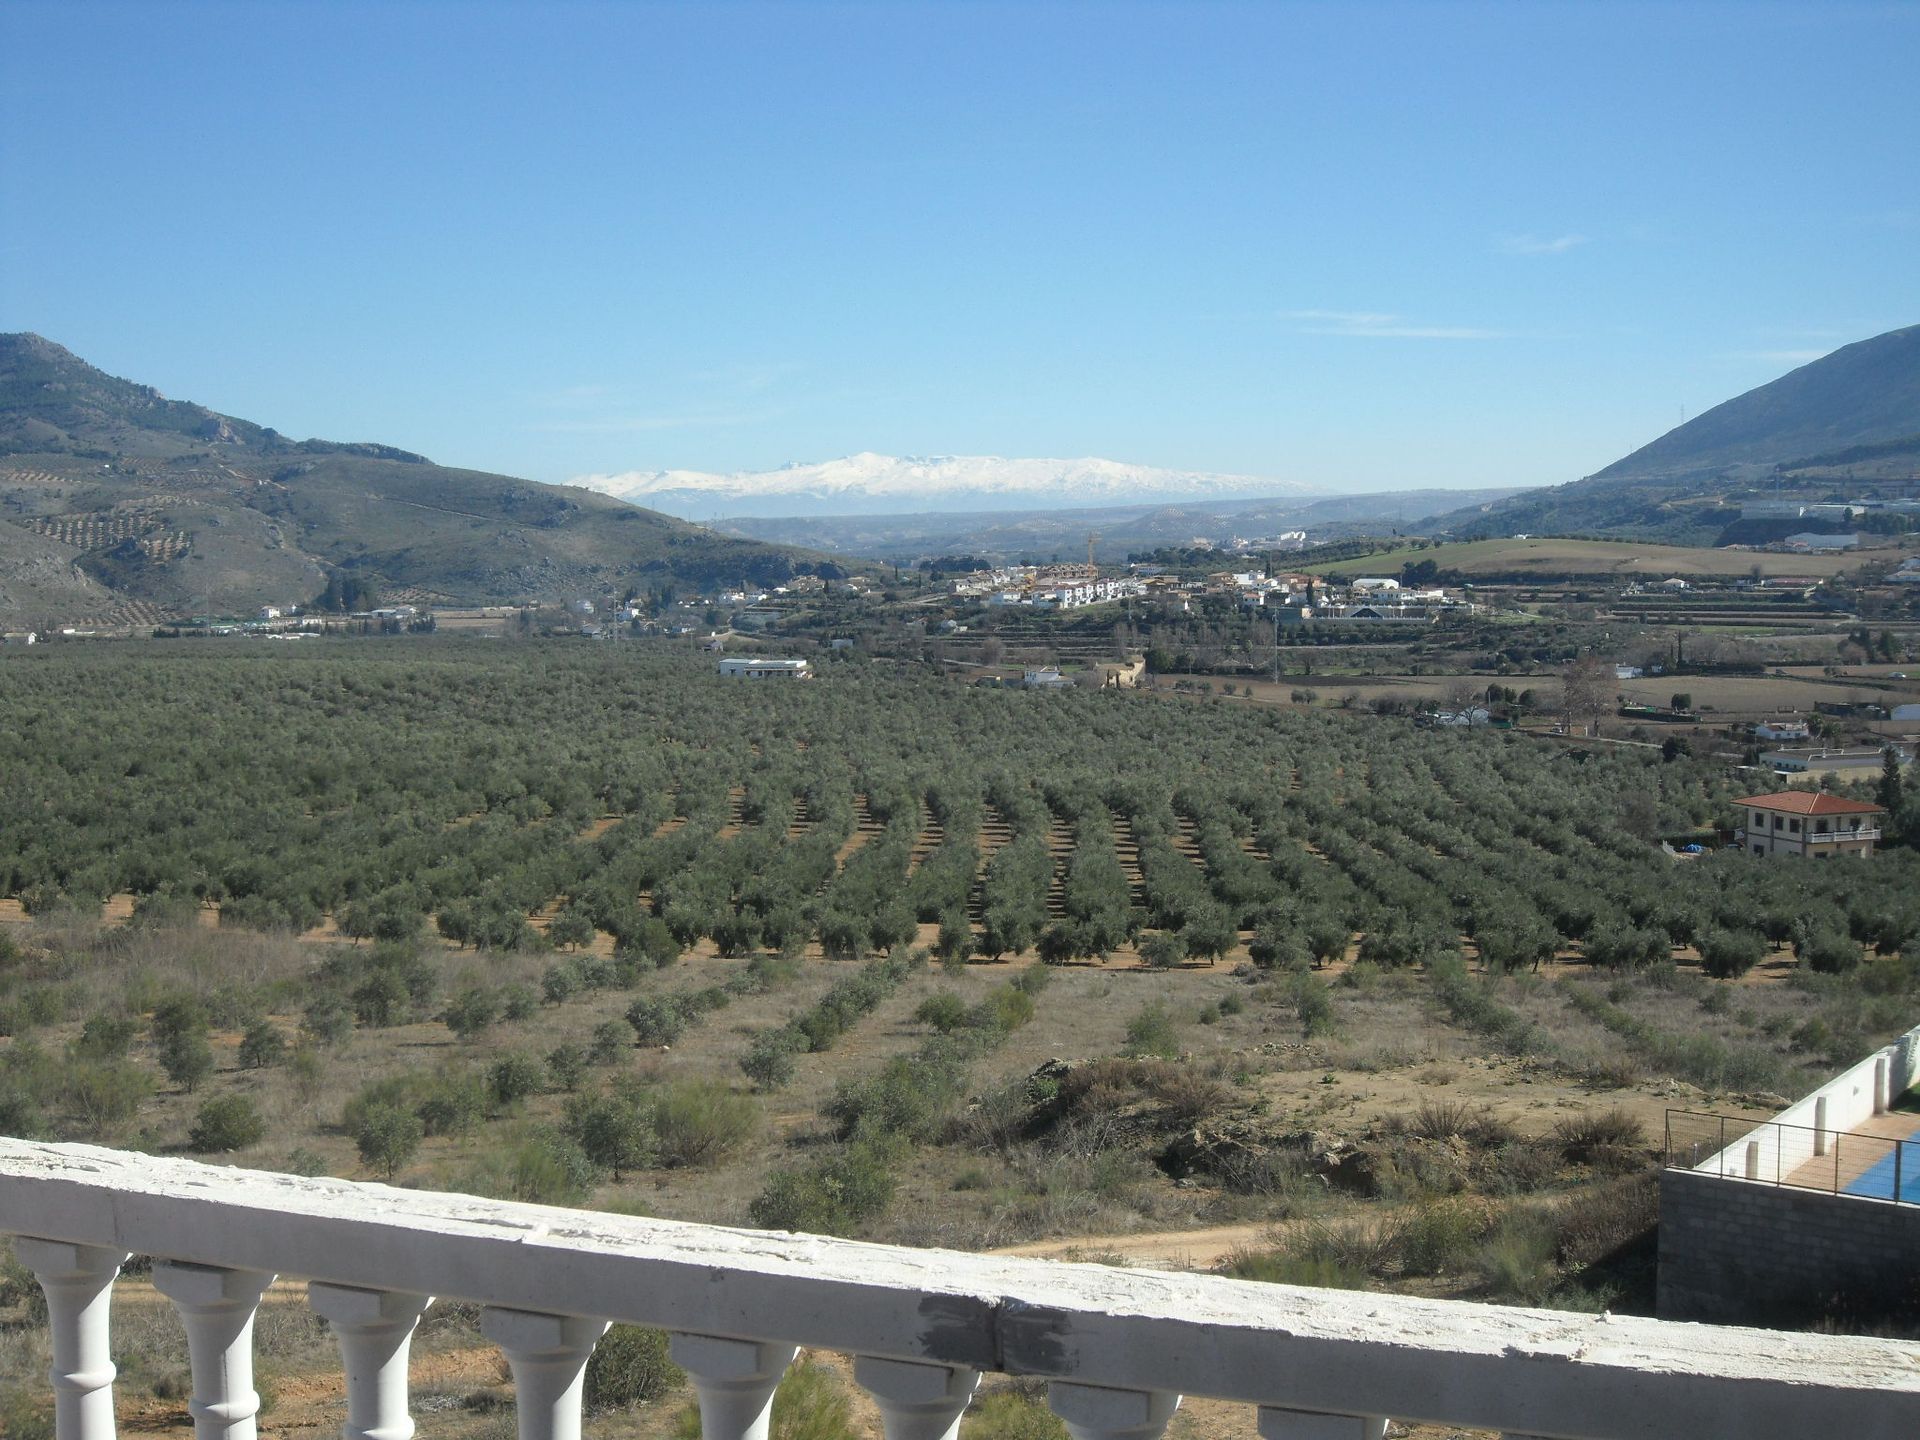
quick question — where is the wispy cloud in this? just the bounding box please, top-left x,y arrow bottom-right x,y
1283,309 -> 1513,341
1498,232 -> 1587,256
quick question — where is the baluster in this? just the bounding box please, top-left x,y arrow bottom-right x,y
855,1357 -> 979,1440
151,1260 -> 276,1440
670,1334 -> 798,1440
479,1307 -> 608,1440
1259,1405 -> 1387,1440
13,1238 -> 129,1440
308,1283 -> 432,1440
1048,1382 -> 1180,1440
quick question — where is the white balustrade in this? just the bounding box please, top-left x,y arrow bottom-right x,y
307,1283 -> 431,1440
1050,1382 -> 1179,1440
480,1307 -> 609,1440
14,1237 -> 128,1440
856,1356 -> 980,1440
671,1333 -> 798,1440
1,1138 -> 1917,1440
151,1259 -> 276,1440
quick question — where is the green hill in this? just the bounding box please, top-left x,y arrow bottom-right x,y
1434,322 -> 1920,543
0,334 -> 850,626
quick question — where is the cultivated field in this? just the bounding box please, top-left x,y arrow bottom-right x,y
1312,537 -> 1869,580
1,642 -> 1916,1434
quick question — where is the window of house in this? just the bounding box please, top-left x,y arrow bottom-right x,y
1790,819 -> 1800,833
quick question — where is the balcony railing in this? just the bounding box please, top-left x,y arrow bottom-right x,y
1666,1108 -> 1919,1203
2,1138 -> 1917,1440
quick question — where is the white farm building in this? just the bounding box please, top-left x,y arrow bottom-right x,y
717,657 -> 811,680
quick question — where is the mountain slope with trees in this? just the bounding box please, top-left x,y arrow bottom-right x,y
0,334 -> 848,625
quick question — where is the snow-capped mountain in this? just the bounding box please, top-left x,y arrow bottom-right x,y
574,452 -> 1317,520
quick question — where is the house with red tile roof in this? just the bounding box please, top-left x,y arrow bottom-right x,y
1731,791 -> 1885,858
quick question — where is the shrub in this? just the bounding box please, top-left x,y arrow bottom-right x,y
1139,931 -> 1186,969
355,1104 -> 423,1179
487,1052 -> 545,1112
1553,1107 -> 1646,1162
625,995 -> 691,1047
500,984 -> 540,1022
542,962 -> 581,1005
825,1052 -> 971,1143
1407,1099 -> 1514,1148
549,908 -> 598,954
1221,1248 -> 1371,1290
73,1013 -> 137,1060
749,1137 -> 899,1235
546,1043 -> 589,1092
502,1130 -> 597,1205
301,996 -> 354,1048
160,1032 -> 215,1093
352,969 -> 410,1027
740,1027 -> 808,1092
589,1019 -> 630,1065
188,1095 -> 266,1153
1123,1002 -> 1179,1059
969,985 -> 1034,1035
1699,928 -> 1767,980
649,1081 -> 757,1167
442,987 -> 499,1040
1801,927 -> 1862,975
1552,1173 -> 1659,1268
0,1386 -> 53,1440
416,1072 -> 487,1137
1283,970 -> 1335,1038
238,1020 -> 287,1070
914,991 -> 969,1033
569,1095 -> 654,1180
1396,1200 -> 1488,1276
1473,1211 -> 1561,1303
584,1326 -> 681,1413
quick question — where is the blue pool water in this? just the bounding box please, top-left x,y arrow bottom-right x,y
1844,1131 -> 1920,1202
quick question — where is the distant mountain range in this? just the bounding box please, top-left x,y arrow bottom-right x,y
577,452 -> 1318,520
1437,322 -> 1920,542
712,489 -> 1524,565
0,335 -> 846,627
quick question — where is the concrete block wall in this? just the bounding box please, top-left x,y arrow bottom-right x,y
1659,1168 -> 1920,1325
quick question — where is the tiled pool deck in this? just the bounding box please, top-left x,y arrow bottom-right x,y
1783,1109 -> 1920,1201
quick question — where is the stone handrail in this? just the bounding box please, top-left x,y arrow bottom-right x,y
2,1139 -> 1917,1440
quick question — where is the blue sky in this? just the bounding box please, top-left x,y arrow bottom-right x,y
3,0 -> 1916,494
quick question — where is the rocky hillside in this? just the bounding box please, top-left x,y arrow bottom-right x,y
0,335 -> 846,626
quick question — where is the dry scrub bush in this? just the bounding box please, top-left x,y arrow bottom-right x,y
1553,1107 -> 1647,1163
583,1325 -> 683,1413
649,1080 -> 759,1168
1402,1099 -> 1516,1148
1551,1172 -> 1659,1269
